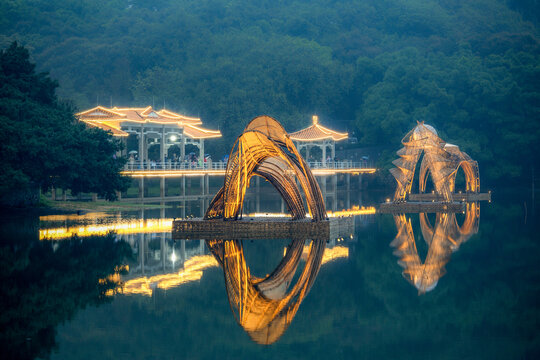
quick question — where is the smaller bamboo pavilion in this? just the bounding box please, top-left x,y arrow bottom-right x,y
289,115 -> 348,165
76,106 -> 221,163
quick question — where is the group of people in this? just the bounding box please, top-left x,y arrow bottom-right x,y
128,153 -> 213,169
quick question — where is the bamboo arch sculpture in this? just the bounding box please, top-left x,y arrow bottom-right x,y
206,237 -> 325,344
205,116 -> 327,221
390,203 -> 480,294
390,122 -> 480,202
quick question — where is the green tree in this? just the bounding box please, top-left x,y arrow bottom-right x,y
0,42 -> 129,205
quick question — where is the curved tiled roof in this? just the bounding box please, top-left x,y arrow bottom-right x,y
83,121 -> 129,136
76,106 -> 220,139
183,124 -> 222,139
289,116 -> 348,142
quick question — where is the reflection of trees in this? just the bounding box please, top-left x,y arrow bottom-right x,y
0,232 -> 131,360
390,203 -> 480,293
206,237 -> 325,344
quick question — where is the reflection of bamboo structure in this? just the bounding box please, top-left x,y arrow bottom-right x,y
205,116 -> 326,221
390,203 -> 480,294
390,122 -> 479,202
206,237 -> 325,344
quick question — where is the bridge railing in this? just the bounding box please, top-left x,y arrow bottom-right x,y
124,160 -> 228,171
123,160 -> 374,171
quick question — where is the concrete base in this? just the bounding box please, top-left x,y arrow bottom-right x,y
172,216 -> 354,240
379,202 -> 465,214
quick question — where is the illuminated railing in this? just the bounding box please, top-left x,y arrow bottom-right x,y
122,160 -> 375,173
124,160 -> 228,171
247,206 -> 376,218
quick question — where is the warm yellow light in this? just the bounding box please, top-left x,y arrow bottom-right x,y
39,218 -> 174,240
247,206 -> 376,218
327,206 -> 376,216
119,255 -> 219,296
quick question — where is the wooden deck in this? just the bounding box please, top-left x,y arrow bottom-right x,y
172,216 -> 354,240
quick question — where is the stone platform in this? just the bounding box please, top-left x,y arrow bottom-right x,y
408,192 -> 491,202
378,202 -> 466,214
172,216 -> 354,240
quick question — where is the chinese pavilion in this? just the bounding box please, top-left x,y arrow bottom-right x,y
76,106 -> 221,163
289,115 -> 348,165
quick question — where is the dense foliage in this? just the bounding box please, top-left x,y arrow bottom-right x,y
0,42 -> 129,204
0,0 -> 538,184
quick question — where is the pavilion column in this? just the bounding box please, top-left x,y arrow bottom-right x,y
160,177 -> 165,198
306,146 -> 310,161
331,143 -> 335,163
199,139 -> 205,166
160,126 -> 165,168
145,139 -> 149,168
181,131 -> 186,164
139,126 -> 144,166
122,137 -> 127,157
322,143 -> 327,166
139,177 -> 145,198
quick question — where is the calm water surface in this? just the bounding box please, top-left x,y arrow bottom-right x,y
0,185 -> 538,360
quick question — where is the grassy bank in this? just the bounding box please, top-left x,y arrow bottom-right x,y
40,196 -> 168,213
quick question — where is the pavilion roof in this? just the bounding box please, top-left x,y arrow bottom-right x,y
84,121 -> 129,136
183,124 -> 222,139
76,106 -> 221,139
289,115 -> 348,142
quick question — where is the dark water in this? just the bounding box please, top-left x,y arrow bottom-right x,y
0,186 -> 538,360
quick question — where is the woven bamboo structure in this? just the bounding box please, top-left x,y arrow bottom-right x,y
205,116 -> 326,221
390,122 -> 479,203
390,202 -> 480,294
206,237 -> 325,344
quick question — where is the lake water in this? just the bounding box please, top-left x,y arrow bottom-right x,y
0,182 -> 538,360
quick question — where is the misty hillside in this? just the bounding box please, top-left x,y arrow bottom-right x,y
0,0 -> 538,182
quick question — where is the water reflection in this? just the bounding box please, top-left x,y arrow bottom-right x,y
39,206 -> 375,240
33,187 -> 372,347
0,228 -> 130,360
206,237 -> 326,344
391,202 -> 480,293
38,211 -> 357,303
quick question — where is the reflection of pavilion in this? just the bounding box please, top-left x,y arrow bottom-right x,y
390,202 -> 480,293
76,106 -> 221,167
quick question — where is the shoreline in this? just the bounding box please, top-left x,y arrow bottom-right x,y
0,199 -> 171,216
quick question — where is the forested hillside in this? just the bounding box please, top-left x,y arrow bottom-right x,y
0,0 -> 538,183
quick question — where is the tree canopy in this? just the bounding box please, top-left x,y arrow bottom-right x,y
0,0 -> 538,185
0,42 -> 129,204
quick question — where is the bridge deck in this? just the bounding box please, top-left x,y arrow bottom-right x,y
122,168 -> 376,177
122,161 -> 375,177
